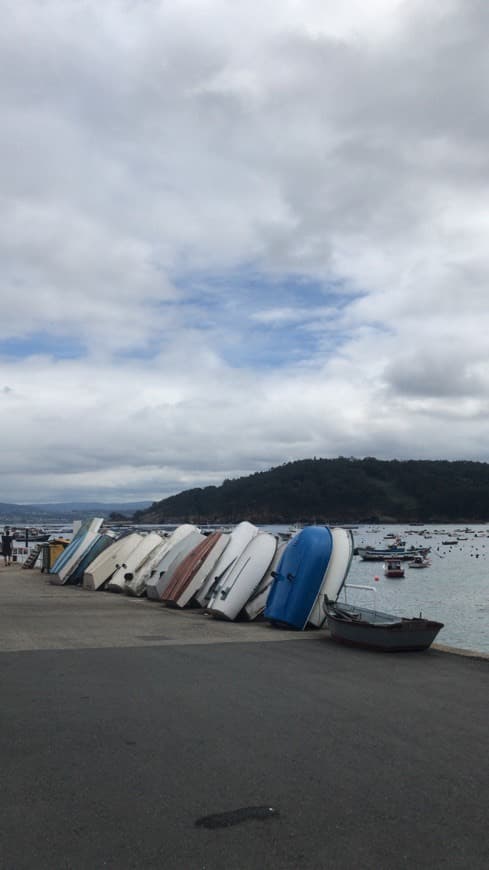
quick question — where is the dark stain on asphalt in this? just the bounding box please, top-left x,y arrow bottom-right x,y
195,806 -> 279,829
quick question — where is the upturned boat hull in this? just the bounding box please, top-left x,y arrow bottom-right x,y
83,533 -> 143,590
308,528 -> 354,627
162,532 -> 226,607
206,532 -> 277,621
195,522 -> 258,607
49,518 -> 104,585
146,529 -> 205,601
265,526 -> 333,630
106,533 -> 164,592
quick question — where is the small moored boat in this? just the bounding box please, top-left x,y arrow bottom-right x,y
357,545 -> 430,562
408,555 -> 431,569
384,559 -> 405,578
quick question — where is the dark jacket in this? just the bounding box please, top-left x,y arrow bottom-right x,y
2,533 -> 13,555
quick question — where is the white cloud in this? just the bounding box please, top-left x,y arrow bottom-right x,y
1,0 -> 488,502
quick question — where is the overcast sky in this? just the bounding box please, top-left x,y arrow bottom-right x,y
1,0 -> 488,503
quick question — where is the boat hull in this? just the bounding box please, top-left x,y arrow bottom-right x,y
146,530 -> 205,601
49,518 -> 104,585
83,533 -> 143,590
206,532 -> 277,621
265,526 -> 333,630
308,528 -> 354,628
358,547 -> 430,562
161,532 -> 227,608
65,533 -> 116,585
124,537 -> 172,596
324,604 -> 444,651
243,541 -> 287,621
195,522 -> 258,607
106,533 -> 163,592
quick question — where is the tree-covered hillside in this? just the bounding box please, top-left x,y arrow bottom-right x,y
133,457 -> 489,524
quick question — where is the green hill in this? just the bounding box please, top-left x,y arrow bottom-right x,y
133,457 -> 489,524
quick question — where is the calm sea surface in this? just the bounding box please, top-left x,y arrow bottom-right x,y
265,523 -> 489,654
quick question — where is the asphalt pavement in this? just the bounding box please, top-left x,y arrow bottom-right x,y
1,567 -> 488,869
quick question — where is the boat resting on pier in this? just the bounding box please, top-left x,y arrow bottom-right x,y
323,600 -> 444,651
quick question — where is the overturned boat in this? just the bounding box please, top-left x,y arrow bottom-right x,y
206,531 -> 277,621
106,532 -> 164,592
83,533 -> 143,590
264,526 -> 333,630
65,532 -> 117,585
146,526 -> 205,601
243,540 -> 288,621
308,528 -> 354,627
50,518 -> 104,585
195,521 -> 258,608
161,532 -> 229,608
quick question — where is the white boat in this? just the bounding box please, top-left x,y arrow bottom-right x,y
195,521 -> 258,607
106,533 -> 164,592
83,533 -> 143,590
124,536 -> 171,597
146,528 -> 204,601
244,540 -> 287,621
50,517 -> 104,585
308,528 -> 354,628
206,532 -> 277,621
162,532 -> 230,609
407,555 -> 431,569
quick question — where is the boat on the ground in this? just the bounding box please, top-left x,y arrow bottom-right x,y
124,535 -> 172,596
195,521 -> 258,608
161,532 -> 228,608
106,532 -> 164,592
243,540 -> 288,621
49,518 -> 104,585
146,527 -> 205,601
65,532 -> 117,585
384,559 -> 405,578
206,531 -> 277,621
265,526 -> 333,630
323,598 -> 444,651
308,528 -> 354,627
83,533 -> 143,590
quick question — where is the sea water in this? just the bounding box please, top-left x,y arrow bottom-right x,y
264,523 -> 489,654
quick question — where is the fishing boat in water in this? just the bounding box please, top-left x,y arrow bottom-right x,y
384,559 -> 405,578
357,545 -> 430,562
408,555 -> 431,569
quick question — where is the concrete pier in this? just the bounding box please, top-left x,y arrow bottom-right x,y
1,566 -> 488,869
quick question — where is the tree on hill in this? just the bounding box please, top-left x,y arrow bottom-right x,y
132,457 -> 489,524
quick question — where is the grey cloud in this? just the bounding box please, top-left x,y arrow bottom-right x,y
1,1 -> 489,500
384,353 -> 486,399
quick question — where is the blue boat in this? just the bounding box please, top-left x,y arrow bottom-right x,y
65,533 -> 116,585
50,518 -> 96,574
49,517 -> 104,584
264,526 -> 333,630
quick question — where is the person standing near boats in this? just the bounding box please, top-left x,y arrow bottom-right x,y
2,527 -> 14,566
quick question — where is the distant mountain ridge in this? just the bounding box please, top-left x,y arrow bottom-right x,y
0,501 -> 152,523
133,457 -> 489,524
